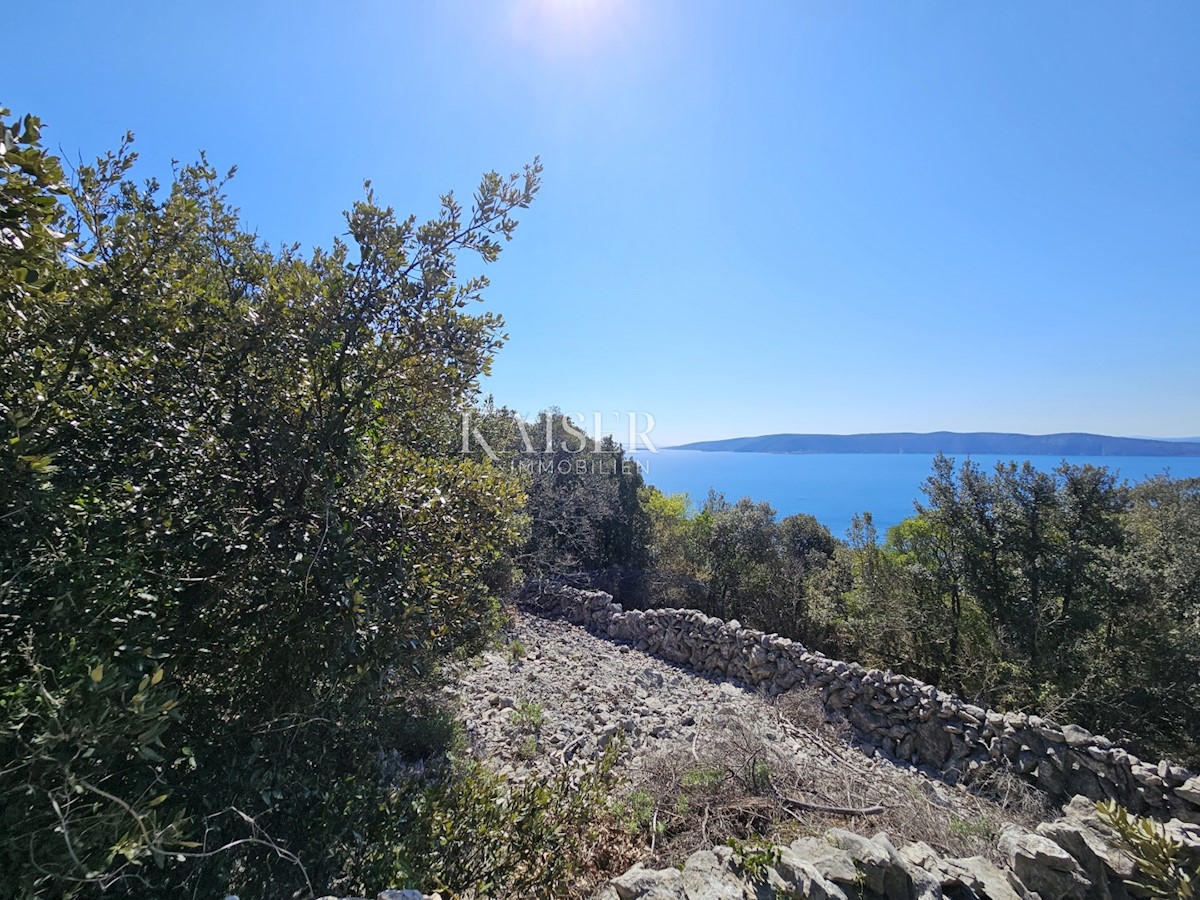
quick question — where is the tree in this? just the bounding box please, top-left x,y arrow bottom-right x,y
914,454 -> 971,663
704,495 -> 780,619
490,409 -> 650,578
884,515 -> 960,682
1054,462 -> 1126,630
993,461 -> 1061,660
0,107 -> 538,897
778,512 -> 838,570
1096,475 -> 1200,761
641,486 -> 695,572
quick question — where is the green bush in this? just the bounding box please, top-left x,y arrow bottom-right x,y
512,699 -> 546,732
1096,800 -> 1198,899
725,838 -> 781,882
680,766 -> 726,789
0,106 -> 539,897
617,789 -> 660,837
363,744 -> 621,898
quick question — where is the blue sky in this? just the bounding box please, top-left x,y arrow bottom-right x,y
10,1 -> 1199,444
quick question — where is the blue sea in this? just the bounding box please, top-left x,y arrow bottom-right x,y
629,449 -> 1200,538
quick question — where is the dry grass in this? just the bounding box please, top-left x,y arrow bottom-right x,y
619,689 -> 1052,868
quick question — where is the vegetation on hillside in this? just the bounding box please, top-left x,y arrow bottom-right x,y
634,460 -> 1200,766
473,407 -> 651,577
480,408 -> 1200,766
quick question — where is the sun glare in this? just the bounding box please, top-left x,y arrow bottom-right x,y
508,0 -> 631,57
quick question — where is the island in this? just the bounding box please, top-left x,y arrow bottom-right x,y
672,431 -> 1200,456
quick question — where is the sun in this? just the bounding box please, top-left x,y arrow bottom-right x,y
508,0 -> 632,57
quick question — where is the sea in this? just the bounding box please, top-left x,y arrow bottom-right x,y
628,449 -> 1200,539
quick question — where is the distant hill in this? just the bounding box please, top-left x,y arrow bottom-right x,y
671,431 -> 1200,457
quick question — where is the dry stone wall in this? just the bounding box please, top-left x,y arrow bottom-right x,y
526,583 -> 1200,823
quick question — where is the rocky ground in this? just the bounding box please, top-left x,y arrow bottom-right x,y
457,610 -> 901,782
450,609 -> 1045,866
441,608 -> 1200,899
456,610 -> 808,779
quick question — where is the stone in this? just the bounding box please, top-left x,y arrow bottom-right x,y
1133,766 -> 1167,790
999,828 -> 1092,899
771,847 -> 849,900
899,840 -> 939,870
788,837 -> 858,887
1037,820 -> 1135,900
1033,722 -> 1066,743
1062,723 -> 1095,748
870,831 -> 941,900
680,849 -> 744,900
825,828 -> 891,895
1163,817 -> 1200,852
1176,776 -> 1200,806
1166,765 -> 1191,786
1064,754 -> 1106,800
1036,758 -> 1068,795
915,719 -> 953,768
610,864 -> 687,900
938,856 -> 1023,900
1015,748 -> 1039,774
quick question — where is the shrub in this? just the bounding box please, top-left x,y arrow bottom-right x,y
517,735 -> 539,760
681,766 -> 726,789
1096,800 -> 1198,899
725,838 -> 781,882
512,700 -> 546,732
506,639 -> 527,662
617,789 -> 661,837
365,743 -> 622,899
0,106 -> 538,897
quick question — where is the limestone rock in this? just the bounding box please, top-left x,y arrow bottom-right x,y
871,831 -> 941,900
681,849 -> 745,900
1037,820 -> 1134,900
1061,723 -> 1095,748
938,856 -> 1023,900
898,841 -> 940,871
788,837 -> 859,887
1177,776 -> 1200,806
771,847 -> 849,900
999,828 -> 1092,899
610,863 -> 688,900
825,828 -> 890,895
